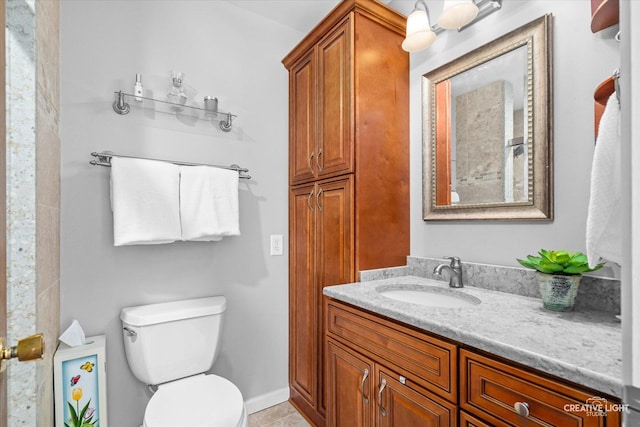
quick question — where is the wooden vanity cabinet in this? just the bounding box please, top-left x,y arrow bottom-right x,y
326,299 -> 458,427
326,298 -> 622,427
284,1 -> 409,424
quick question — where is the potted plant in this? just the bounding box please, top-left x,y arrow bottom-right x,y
517,249 -> 604,311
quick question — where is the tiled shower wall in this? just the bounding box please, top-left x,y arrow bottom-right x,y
454,80 -> 510,204
6,0 -> 60,424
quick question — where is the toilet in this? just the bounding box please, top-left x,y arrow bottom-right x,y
120,296 -> 248,427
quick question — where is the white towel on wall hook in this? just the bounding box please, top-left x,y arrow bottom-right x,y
586,93 -> 622,268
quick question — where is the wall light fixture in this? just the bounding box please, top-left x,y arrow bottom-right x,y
402,0 -> 502,52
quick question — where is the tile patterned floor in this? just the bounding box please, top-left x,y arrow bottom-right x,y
248,401 -> 311,427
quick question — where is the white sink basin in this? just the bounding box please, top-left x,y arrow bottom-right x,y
377,285 -> 481,308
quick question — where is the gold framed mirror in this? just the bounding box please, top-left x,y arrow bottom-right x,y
422,14 -> 552,221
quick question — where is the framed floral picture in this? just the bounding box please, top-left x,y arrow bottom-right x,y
54,335 -> 108,427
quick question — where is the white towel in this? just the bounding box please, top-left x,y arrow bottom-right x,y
179,166 -> 240,241
586,93 -> 622,268
110,157 -> 182,246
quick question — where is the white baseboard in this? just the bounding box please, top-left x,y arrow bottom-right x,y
244,387 -> 290,415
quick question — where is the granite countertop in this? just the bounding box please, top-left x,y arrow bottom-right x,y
323,275 -> 623,398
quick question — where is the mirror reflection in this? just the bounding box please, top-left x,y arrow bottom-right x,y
438,46 -> 529,206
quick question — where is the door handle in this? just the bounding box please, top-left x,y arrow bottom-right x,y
378,378 -> 387,416
316,188 -> 323,211
0,333 -> 45,372
361,368 -> 370,404
307,190 -> 314,211
317,148 -> 323,172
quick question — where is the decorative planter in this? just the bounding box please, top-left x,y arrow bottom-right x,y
537,273 -> 582,311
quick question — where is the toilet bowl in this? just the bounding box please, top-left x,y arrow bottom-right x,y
143,375 -> 247,427
121,296 -> 248,427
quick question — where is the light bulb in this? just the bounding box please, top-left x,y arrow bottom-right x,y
438,0 -> 479,30
402,5 -> 437,52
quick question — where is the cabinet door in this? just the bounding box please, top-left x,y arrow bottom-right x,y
289,185 -> 317,405
316,176 -> 354,415
289,50 -> 317,185
326,339 -> 374,427
317,16 -> 353,179
460,410 -> 492,427
376,369 -> 456,427
316,176 -> 354,288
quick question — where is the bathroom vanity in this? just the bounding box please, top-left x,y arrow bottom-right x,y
323,276 -> 622,427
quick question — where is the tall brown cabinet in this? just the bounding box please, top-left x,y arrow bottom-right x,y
282,1 -> 410,425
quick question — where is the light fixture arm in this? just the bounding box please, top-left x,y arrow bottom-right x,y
412,0 -> 431,21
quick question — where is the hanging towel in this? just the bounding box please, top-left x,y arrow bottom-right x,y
586,93 -> 622,268
179,165 -> 240,241
110,157 -> 182,246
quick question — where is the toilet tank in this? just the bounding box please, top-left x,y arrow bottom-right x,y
120,296 -> 227,386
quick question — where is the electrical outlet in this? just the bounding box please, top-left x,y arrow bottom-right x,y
270,235 -> 284,256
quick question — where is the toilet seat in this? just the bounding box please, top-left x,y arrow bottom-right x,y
144,374 -> 246,427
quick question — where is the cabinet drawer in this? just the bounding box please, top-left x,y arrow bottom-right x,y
326,300 -> 457,402
461,350 -> 617,427
460,410 -> 492,427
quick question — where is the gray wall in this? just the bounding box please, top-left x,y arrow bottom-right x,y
60,2 -> 300,426
409,0 -> 620,266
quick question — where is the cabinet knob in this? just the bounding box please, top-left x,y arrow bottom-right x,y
514,401 -> 530,417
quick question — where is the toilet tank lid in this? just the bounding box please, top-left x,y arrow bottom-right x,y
120,296 -> 227,326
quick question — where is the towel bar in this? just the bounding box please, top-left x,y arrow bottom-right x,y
89,151 -> 251,179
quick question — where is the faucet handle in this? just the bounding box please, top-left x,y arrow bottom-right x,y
444,256 -> 461,268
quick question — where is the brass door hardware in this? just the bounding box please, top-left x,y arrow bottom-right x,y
0,333 -> 44,372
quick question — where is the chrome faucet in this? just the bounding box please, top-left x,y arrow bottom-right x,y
433,256 -> 464,288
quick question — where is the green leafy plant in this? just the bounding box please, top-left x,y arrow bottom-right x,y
517,249 -> 604,275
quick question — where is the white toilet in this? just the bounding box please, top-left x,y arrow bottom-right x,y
120,296 -> 248,427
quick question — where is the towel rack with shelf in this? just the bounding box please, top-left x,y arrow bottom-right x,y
89,151 -> 251,179
112,91 -> 237,132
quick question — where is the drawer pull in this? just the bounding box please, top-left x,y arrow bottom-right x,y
361,368 -> 370,404
309,151 -> 314,174
514,401 -> 530,417
378,378 -> 387,416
